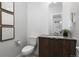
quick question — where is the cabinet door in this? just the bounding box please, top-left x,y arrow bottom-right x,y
62,40 -> 71,57
49,39 -> 58,57
49,39 -> 63,57
56,39 -> 63,56
69,40 -> 76,57
39,37 -> 49,57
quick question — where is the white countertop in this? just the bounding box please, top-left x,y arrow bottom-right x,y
39,35 -> 77,40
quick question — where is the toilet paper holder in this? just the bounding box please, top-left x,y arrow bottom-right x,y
15,40 -> 21,46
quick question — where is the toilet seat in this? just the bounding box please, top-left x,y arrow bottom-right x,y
22,45 -> 34,52
22,45 -> 34,55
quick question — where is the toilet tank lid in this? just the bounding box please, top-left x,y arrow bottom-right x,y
28,35 -> 38,39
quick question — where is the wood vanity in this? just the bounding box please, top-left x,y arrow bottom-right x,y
39,35 -> 77,57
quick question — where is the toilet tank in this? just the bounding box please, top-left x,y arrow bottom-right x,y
27,35 -> 38,46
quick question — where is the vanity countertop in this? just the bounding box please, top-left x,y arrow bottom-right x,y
39,35 -> 77,40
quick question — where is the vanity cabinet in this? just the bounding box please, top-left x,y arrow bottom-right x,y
39,36 -> 76,57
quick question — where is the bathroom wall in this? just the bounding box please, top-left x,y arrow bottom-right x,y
62,2 -> 72,30
62,2 -> 79,46
26,2 -> 50,55
26,2 -> 50,38
0,2 -> 26,57
15,2 -> 27,51
70,2 -> 79,46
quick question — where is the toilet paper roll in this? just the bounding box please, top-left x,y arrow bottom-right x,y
15,40 -> 21,45
17,40 -> 21,44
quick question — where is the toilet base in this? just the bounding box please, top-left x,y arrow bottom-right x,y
17,52 -> 33,57
76,46 -> 79,57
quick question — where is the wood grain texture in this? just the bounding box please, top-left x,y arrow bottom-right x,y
39,37 -> 76,57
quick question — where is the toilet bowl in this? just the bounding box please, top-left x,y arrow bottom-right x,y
21,35 -> 38,56
22,45 -> 34,56
76,46 -> 79,57
76,46 -> 79,51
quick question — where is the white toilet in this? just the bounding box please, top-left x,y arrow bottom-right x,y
76,46 -> 79,57
21,36 -> 37,56
22,45 -> 34,56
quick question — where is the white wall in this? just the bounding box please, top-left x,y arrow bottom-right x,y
0,2 -> 26,57
62,2 -> 72,30
26,2 -> 50,55
26,2 -> 50,39
62,2 -> 79,46
70,2 -> 79,46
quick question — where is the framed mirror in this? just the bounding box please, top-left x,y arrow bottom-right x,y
52,14 -> 62,36
0,2 -> 15,41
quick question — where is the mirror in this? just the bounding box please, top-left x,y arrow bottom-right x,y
52,14 -> 62,35
49,2 -> 63,36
